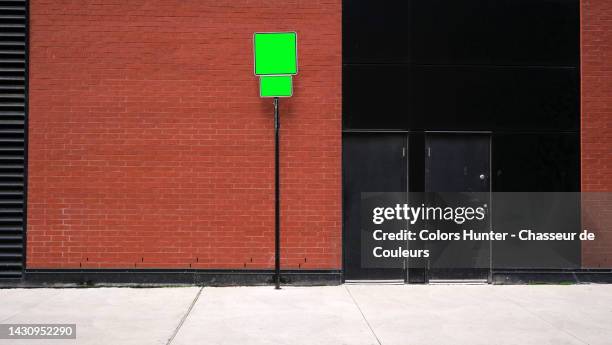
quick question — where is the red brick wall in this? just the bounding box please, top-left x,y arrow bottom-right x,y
581,0 -> 612,267
27,1 -> 342,269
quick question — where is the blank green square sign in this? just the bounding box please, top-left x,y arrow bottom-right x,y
260,75 -> 292,97
254,32 -> 297,76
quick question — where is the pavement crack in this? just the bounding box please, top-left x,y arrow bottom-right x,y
344,285 -> 383,345
166,286 -> 203,345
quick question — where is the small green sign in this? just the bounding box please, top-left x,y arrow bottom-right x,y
253,32 -> 297,76
260,75 -> 292,98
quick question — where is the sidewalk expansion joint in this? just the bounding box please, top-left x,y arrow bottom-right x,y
344,285 -> 383,345
166,286 -> 204,345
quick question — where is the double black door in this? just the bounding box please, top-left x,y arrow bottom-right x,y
343,132 -> 491,281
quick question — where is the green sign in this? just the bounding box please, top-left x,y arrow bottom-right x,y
253,32 -> 297,76
260,75 -> 292,98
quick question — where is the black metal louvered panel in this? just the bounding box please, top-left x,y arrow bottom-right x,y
0,0 -> 25,279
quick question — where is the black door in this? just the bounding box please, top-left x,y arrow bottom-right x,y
343,133 -> 406,280
425,133 -> 491,280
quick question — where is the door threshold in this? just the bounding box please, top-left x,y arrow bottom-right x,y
428,279 -> 488,285
345,279 -> 405,285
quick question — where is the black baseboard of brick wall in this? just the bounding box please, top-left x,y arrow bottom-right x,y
2,268 -> 612,287
0,269 -> 342,288
491,269 -> 612,284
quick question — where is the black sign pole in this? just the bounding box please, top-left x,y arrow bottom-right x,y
274,97 -> 281,289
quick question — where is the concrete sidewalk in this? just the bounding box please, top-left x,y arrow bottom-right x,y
0,285 -> 611,345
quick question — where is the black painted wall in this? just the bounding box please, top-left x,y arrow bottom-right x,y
343,0 -> 580,192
